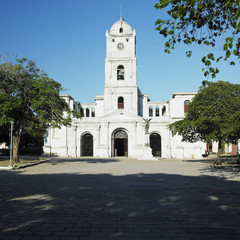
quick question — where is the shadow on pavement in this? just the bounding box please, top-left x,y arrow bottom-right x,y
0,167 -> 239,239
182,159 -> 212,163
49,157 -> 120,165
183,157 -> 240,179
199,165 -> 240,179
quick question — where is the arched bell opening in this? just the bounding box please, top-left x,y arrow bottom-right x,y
117,65 -> 124,80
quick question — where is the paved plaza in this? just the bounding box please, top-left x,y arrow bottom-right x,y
0,157 -> 240,240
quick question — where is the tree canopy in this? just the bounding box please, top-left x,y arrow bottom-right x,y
169,81 -> 240,162
155,0 -> 240,78
0,58 -> 80,164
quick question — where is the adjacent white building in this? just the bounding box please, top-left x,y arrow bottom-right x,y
43,18 -> 207,159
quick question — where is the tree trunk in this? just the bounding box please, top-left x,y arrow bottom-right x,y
12,129 -> 22,164
217,139 -> 223,164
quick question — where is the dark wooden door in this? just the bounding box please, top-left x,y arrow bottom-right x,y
150,133 -> 161,157
81,134 -> 93,156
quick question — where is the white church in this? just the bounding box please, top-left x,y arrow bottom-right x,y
43,17 -> 208,159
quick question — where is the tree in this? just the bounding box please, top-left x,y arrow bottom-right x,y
0,125 -> 9,145
169,81 -> 240,163
155,0 -> 240,78
0,58 -> 80,164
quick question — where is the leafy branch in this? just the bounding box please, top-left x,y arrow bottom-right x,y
155,0 -> 240,78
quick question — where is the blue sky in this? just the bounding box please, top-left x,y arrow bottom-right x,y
1,0 -> 239,103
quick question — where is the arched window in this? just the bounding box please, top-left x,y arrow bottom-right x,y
91,108 -> 95,117
117,65 -> 124,80
114,130 -> 128,138
155,106 -> 159,117
118,97 -> 124,109
119,27 -> 123,33
149,106 -> 153,117
184,100 -> 190,113
86,108 -> 90,117
162,105 -> 166,116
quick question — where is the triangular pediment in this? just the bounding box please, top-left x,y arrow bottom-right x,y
100,110 -> 143,121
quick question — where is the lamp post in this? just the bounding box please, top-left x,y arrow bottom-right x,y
10,121 -> 14,167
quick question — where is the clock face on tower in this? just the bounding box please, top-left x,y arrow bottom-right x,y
117,43 -> 124,50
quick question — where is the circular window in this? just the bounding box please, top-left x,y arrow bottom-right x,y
117,43 -> 124,50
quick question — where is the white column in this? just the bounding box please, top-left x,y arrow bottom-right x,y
74,126 -> 78,157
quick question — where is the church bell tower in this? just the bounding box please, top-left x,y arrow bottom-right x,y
104,17 -> 138,115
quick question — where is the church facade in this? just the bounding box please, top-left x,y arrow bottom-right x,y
43,18 -> 207,159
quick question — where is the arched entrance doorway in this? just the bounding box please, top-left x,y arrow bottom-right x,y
81,133 -> 93,156
112,130 -> 128,157
150,133 -> 161,157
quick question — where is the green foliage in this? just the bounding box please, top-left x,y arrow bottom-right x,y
155,0 -> 240,78
169,81 -> 240,161
0,58 -> 73,128
0,57 -> 79,161
0,126 -> 9,144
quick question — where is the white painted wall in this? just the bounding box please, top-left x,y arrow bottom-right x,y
43,18 -> 206,160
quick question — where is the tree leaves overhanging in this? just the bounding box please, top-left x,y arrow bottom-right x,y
155,0 -> 240,78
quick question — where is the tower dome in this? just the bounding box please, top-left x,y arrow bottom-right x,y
109,17 -> 133,35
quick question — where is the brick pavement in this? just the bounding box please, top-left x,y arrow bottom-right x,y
0,157 -> 240,239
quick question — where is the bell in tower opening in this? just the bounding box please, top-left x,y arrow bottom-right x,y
117,65 -> 124,80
